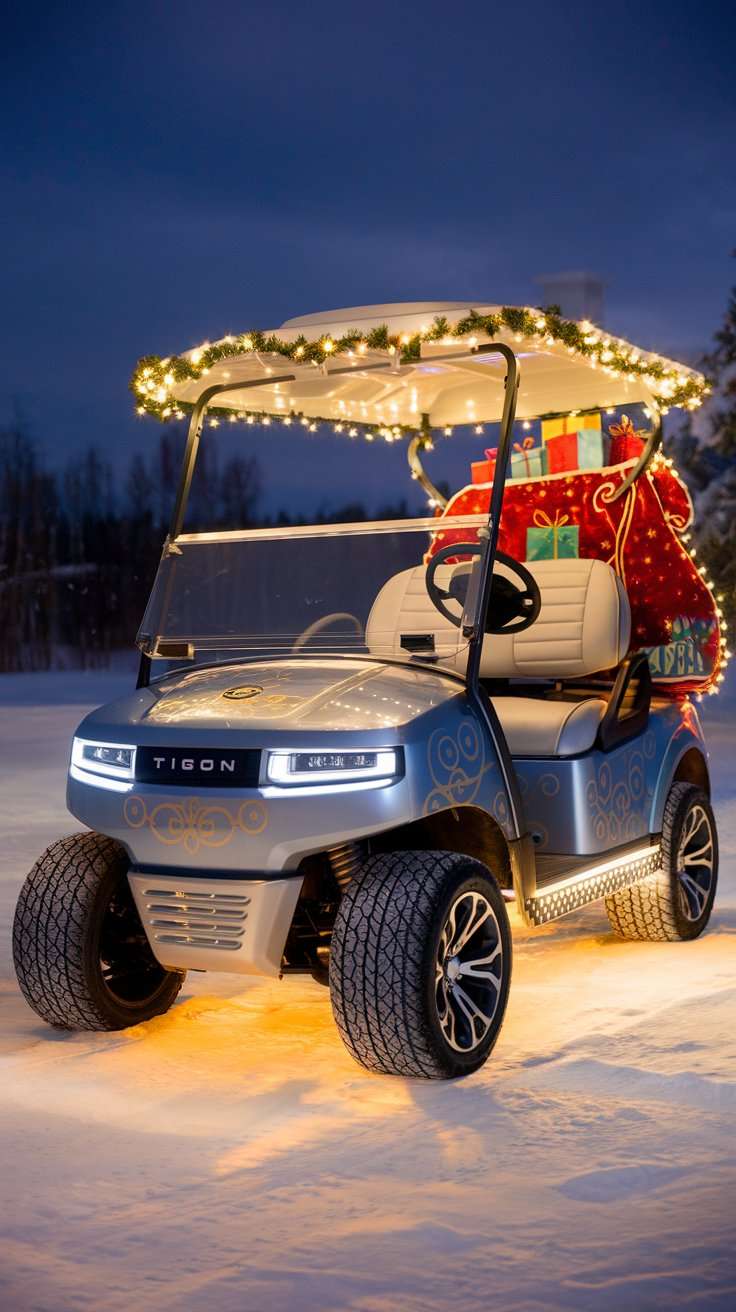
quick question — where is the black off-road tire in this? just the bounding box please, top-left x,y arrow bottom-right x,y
329,850 -> 512,1079
13,831 -> 185,1030
605,783 -> 718,941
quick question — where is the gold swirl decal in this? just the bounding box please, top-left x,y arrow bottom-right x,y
539,773 -> 561,797
584,747 -> 648,846
424,720 -> 490,814
123,795 -> 268,853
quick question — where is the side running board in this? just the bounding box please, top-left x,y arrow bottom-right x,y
525,842 -> 662,926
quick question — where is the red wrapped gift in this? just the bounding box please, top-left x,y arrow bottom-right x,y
544,429 -> 578,474
471,447 -> 497,484
609,414 -> 646,464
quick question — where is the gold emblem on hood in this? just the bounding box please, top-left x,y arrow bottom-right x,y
222,685 -> 263,701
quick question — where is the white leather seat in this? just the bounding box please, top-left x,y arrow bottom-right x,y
491,695 -> 607,756
366,556 -> 630,758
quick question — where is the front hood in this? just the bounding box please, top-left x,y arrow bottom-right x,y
84,659 -> 461,736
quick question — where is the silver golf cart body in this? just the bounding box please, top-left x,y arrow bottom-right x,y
66,302 -> 715,980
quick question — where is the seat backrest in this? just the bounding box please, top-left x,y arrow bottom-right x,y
365,556 -> 631,679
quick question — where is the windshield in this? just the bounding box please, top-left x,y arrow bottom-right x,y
138,515 -> 488,670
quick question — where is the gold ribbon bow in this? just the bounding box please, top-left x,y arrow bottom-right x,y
609,414 -> 646,442
532,508 -> 570,559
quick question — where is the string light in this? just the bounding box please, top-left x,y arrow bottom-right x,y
130,310 -> 726,695
132,307 -> 710,423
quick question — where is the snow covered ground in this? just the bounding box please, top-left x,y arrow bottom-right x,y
1,669 -> 735,1311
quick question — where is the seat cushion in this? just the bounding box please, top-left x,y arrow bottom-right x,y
365,556 -> 630,680
492,695 -> 607,756
480,558 -> 630,679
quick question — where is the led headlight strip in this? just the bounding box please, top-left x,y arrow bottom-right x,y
266,748 -> 401,788
70,738 -> 137,793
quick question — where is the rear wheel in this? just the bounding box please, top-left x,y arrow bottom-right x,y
605,783 -> 718,941
13,831 -> 185,1030
329,850 -> 512,1078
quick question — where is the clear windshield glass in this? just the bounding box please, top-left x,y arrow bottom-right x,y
139,515 -> 488,669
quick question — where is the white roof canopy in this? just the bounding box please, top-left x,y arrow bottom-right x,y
146,302 -> 706,429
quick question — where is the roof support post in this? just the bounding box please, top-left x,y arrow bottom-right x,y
167,375 -> 296,542
464,343 -> 519,690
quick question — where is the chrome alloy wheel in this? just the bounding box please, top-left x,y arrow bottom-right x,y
676,802 -> 716,921
435,890 -> 504,1052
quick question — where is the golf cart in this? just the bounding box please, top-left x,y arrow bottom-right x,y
13,302 -> 723,1078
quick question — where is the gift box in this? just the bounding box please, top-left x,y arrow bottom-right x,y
646,616 -> 717,679
525,509 -> 579,560
541,412 -> 601,443
509,436 -> 546,480
646,637 -> 703,679
609,414 -> 647,464
471,447 -> 497,484
545,427 -> 607,474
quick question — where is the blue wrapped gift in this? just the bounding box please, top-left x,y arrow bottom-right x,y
509,438 -> 547,480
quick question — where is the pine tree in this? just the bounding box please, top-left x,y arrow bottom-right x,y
673,259 -> 736,625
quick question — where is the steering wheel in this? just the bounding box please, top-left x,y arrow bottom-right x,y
425,542 -> 542,634
293,611 -> 363,652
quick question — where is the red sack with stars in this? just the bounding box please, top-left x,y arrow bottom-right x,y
429,456 -> 722,693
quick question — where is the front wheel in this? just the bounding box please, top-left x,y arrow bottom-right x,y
329,850 -> 512,1078
13,831 -> 185,1030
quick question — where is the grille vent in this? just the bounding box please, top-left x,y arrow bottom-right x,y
142,887 -> 250,951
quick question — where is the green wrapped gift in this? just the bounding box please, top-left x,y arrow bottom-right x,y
525,509 -> 579,560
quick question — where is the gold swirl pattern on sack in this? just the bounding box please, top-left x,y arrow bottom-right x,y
424,720 -> 492,815
123,795 -> 268,853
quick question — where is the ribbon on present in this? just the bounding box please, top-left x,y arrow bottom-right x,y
672,615 -> 717,650
471,446 -> 499,484
608,414 -> 648,466
513,436 -> 535,477
531,508 -> 571,559
609,414 -> 646,443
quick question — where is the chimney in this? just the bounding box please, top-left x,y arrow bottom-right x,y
535,272 -> 606,327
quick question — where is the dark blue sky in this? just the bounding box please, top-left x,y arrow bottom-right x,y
2,0 -> 735,514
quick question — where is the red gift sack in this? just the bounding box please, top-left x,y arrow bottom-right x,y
428,460 -> 722,693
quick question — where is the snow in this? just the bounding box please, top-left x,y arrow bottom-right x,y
1,668 -> 735,1311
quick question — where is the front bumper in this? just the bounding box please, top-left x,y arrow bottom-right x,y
128,872 -> 303,975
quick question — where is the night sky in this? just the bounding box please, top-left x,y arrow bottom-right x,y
2,0 -> 735,515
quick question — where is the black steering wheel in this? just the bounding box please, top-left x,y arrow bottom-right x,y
425,541 -> 542,635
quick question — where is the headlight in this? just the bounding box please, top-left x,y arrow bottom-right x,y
266,748 -> 401,787
70,737 -> 137,790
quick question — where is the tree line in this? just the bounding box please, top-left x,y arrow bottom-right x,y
2,265 -> 735,674
0,424 -> 411,672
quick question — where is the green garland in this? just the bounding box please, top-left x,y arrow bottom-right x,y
130,307 -> 710,425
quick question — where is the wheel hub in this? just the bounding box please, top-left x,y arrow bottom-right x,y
676,802 -> 715,922
445,955 -> 461,984
435,889 -> 504,1053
